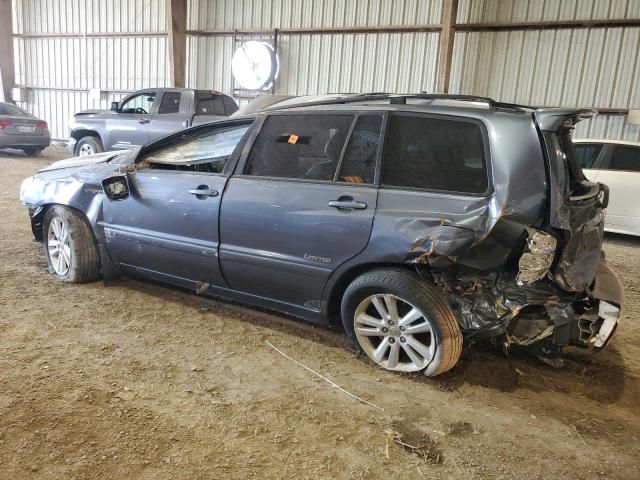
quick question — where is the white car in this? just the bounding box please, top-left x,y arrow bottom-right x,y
574,139 -> 640,236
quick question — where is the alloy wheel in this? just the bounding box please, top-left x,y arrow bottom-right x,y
48,217 -> 71,275
354,294 -> 435,372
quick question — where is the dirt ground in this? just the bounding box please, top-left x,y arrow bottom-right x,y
1,147 -> 640,480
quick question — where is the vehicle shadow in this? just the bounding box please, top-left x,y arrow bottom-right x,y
422,341 -> 630,405
604,231 -> 640,247
0,148 -> 31,157
114,276 -> 632,407
115,277 -> 353,350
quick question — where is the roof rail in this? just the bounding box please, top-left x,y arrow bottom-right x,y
263,92 -> 532,112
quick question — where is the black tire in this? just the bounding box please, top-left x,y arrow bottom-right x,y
43,206 -> 100,283
341,268 -> 463,377
23,147 -> 42,156
75,135 -> 104,156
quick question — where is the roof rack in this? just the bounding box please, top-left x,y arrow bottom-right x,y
264,92 -> 533,113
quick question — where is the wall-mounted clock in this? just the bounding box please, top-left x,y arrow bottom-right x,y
231,41 -> 279,91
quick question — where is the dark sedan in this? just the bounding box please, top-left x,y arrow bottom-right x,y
0,102 -> 50,156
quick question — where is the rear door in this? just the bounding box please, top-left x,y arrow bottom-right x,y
594,144 -> 640,233
148,90 -> 192,142
102,121 -> 253,289
218,112 -> 384,310
106,90 -> 158,150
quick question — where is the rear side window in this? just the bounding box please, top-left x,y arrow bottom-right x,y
382,115 -> 488,194
574,143 -> 603,168
606,145 -> 640,172
158,92 -> 182,114
245,114 -> 354,181
337,115 -> 382,184
195,93 -> 226,116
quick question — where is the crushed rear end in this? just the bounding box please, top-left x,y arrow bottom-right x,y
430,108 -> 623,358
528,109 -> 623,350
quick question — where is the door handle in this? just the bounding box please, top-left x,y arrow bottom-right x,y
138,118 -> 150,124
189,186 -> 219,198
328,198 -> 367,210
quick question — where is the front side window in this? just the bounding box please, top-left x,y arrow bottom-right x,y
120,92 -> 156,114
574,143 -> 603,169
244,114 -> 354,181
158,92 -> 182,114
606,145 -> 640,172
143,124 -> 250,173
381,114 -> 488,194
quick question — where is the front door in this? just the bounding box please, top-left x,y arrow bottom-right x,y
219,113 -> 384,310
102,121 -> 253,289
106,91 -> 158,150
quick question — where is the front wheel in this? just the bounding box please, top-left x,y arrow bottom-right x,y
43,206 -> 100,283
341,269 -> 463,376
75,136 -> 104,156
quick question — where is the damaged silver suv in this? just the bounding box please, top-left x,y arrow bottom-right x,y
19,93 -> 623,376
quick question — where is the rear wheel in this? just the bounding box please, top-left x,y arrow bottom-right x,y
23,147 -> 42,156
341,269 -> 463,376
43,206 -> 100,283
75,136 -> 103,156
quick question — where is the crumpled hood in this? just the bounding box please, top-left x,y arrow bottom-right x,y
38,151 -> 125,172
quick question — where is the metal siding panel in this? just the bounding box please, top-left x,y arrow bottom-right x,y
14,0 -> 169,139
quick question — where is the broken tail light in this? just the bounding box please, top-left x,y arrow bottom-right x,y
0,120 -> 13,129
516,228 -> 557,285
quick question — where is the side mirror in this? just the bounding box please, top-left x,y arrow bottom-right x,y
102,176 -> 130,200
110,101 -> 119,112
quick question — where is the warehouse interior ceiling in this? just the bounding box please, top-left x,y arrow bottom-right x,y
3,0 -> 639,141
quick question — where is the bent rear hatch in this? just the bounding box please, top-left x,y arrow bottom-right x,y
535,109 -> 608,293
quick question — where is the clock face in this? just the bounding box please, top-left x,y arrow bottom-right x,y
231,41 -> 279,90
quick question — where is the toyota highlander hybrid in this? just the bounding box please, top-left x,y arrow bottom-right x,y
19,93 -> 624,376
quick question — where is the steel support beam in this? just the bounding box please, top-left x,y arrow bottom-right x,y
456,18 -> 640,32
167,0 -> 187,88
436,0 -> 458,93
0,0 -> 14,102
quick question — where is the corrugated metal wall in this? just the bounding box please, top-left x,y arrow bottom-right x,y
185,0 -> 442,98
453,0 -> 640,140
9,0 -> 640,141
12,0 -> 169,139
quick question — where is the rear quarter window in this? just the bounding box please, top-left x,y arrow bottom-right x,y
381,114 -> 489,194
